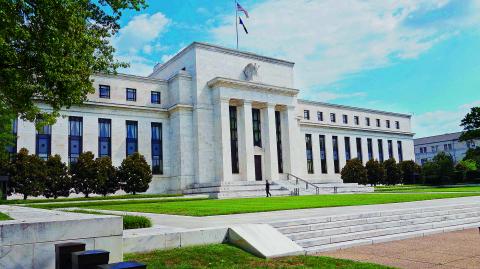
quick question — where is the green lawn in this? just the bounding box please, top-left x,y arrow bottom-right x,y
67,209 -> 152,230
43,192 -> 480,216
0,212 -> 12,221
375,185 -> 480,193
125,244 -> 394,269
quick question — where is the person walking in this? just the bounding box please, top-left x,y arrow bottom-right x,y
266,180 -> 272,197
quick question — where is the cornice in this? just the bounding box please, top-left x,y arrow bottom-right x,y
300,121 -> 415,137
93,72 -> 167,85
207,77 -> 299,97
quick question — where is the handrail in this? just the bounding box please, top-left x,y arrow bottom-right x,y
286,173 -> 319,195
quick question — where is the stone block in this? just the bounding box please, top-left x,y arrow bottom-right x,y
94,236 -> 123,263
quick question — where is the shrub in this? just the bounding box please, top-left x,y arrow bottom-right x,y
365,159 -> 385,186
44,155 -> 71,199
340,158 -> 367,185
71,151 -> 97,198
383,158 -> 402,185
422,161 -> 441,185
118,152 -> 152,195
432,152 -> 455,184
9,148 -> 46,199
123,215 -> 152,230
464,147 -> 480,167
95,156 -> 119,196
399,160 -> 421,184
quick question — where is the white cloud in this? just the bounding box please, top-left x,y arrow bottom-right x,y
316,91 -> 367,102
412,100 -> 480,138
210,0 -> 480,93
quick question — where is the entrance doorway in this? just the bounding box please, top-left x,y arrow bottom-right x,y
254,155 -> 262,181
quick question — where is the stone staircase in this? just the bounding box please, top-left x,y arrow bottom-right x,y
277,174 -> 374,195
269,203 -> 480,255
183,181 -> 291,198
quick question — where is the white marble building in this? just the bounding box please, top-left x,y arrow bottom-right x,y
11,42 -> 415,195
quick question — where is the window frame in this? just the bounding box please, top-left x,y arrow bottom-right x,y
126,88 -> 137,102
98,118 -> 112,158
303,110 -> 310,120
99,85 -> 110,99
151,91 -> 161,104
68,116 -> 83,164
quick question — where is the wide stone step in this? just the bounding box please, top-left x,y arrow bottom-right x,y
184,184 -> 286,193
215,190 -> 291,199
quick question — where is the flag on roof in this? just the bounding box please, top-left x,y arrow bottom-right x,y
237,2 -> 249,18
239,17 -> 248,34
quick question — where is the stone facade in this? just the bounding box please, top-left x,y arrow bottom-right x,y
12,42 -> 415,194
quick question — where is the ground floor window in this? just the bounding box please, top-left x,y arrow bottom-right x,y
319,135 -> 327,174
126,120 -> 138,156
378,139 -> 384,162
344,137 -> 351,161
367,138 -> 373,161
69,117 -> 83,164
98,118 -> 111,158
36,125 -> 52,160
229,106 -> 239,174
398,141 -> 403,162
332,136 -> 340,173
305,134 -> 313,174
356,137 -> 362,161
275,111 -> 283,173
388,140 -> 393,159
151,122 -> 163,175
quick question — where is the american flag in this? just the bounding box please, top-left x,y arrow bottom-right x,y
237,2 -> 249,18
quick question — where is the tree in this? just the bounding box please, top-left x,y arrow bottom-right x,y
383,159 -> 402,185
44,155 -> 71,199
432,152 -> 455,184
118,153 -> 152,195
9,148 -> 45,199
95,156 -> 119,196
464,148 -> 480,167
341,158 -> 367,185
458,159 -> 477,171
399,160 -> 421,185
459,107 -> 480,141
365,159 -> 385,186
71,151 -> 97,198
0,0 -> 146,153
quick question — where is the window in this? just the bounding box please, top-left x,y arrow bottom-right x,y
151,91 -> 161,104
448,144 -> 452,151
367,138 -> 373,160
68,117 -> 83,164
151,122 -> 163,175
467,141 -> 476,149
354,116 -> 359,125
376,119 -> 381,127
98,119 -> 111,158
126,88 -> 136,101
7,118 -> 17,159
330,113 -> 336,123
252,108 -> 262,147
388,140 -> 393,159
443,144 -> 448,151
345,137 -> 351,161
342,114 -> 348,124
126,121 -> 138,156
319,135 -> 327,174
356,137 -> 363,161
305,134 -> 314,174
317,111 -> 323,121
303,110 -> 310,120
397,141 -> 403,162
332,136 -> 340,173
366,117 -> 371,126
419,147 -> 424,154
99,85 -> 110,99
378,139 -> 384,162
230,106 -> 239,174
395,121 -> 400,129
386,120 -> 390,128
423,146 -> 427,153
36,124 -> 52,160
275,111 -> 283,173
431,146 -> 437,152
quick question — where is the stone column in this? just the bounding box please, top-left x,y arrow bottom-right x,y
213,98 -> 232,182
361,137 -> 369,164
311,134 -> 322,177
338,135 -> 347,169
325,134 -> 335,175
393,139 -> 400,162
282,106 -> 300,176
263,104 -> 279,181
238,101 -> 255,181
351,136 -> 358,159
372,138 -> 380,161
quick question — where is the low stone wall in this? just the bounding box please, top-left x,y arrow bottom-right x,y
0,206 -> 123,269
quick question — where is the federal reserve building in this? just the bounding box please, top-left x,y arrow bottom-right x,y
11,42 -> 415,197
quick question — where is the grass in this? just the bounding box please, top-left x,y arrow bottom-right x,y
68,209 -> 152,230
0,212 -> 12,221
125,244 -> 393,269
49,192 -> 480,217
375,185 -> 480,193
0,193 -> 182,205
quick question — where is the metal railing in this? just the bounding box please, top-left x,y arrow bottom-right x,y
286,173 -> 320,195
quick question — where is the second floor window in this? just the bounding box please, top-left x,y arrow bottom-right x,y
99,85 -> 110,98
366,117 -> 370,126
395,121 -> 400,129
317,111 -> 323,121
354,116 -> 359,125
126,88 -> 136,101
376,119 -> 381,127
386,120 -> 391,128
303,110 -> 310,120
342,115 -> 348,124
252,108 -> 262,147
151,91 -> 161,104
330,113 -> 336,123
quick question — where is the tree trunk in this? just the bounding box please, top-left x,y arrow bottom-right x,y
23,194 -> 27,200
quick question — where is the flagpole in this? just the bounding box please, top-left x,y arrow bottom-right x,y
235,1 -> 239,50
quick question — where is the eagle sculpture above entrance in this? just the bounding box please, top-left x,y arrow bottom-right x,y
243,63 -> 260,81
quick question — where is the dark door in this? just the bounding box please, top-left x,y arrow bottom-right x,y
254,155 -> 262,181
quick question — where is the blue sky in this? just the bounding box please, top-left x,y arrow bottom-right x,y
111,0 -> 480,138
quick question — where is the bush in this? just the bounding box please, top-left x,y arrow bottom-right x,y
383,159 -> 402,185
340,158 -> 367,185
44,155 -> 71,199
118,152 -> 152,195
95,156 -> 119,196
433,152 -> 455,184
422,161 -> 441,185
464,147 -> 480,167
123,215 -> 152,230
9,148 -> 46,199
399,160 -> 421,184
365,159 -> 385,186
71,151 -> 97,198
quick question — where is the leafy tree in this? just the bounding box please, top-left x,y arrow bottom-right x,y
0,109 -> 15,159
95,156 -> 119,196
458,159 -> 477,171
44,155 -> 71,199
340,158 -> 367,185
365,159 -> 385,186
118,153 -> 152,195
432,152 -> 455,184
459,107 -> 480,141
423,161 -> 441,185
464,148 -> 480,167
0,0 -> 146,152
383,159 -> 402,185
71,151 -> 97,198
399,160 -> 421,185
9,148 -> 45,199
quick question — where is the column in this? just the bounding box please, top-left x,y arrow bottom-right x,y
213,98 -> 232,182
263,104 -> 279,181
238,101 -> 255,181
351,136 -> 358,159
361,137 -> 369,164
325,134 -> 335,175
311,134 -> 321,177
338,135 -> 347,169
282,106 -> 300,176
384,139 -> 391,161
372,138 -> 380,161
393,139 -> 400,162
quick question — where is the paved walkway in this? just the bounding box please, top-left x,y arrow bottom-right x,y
322,228 -> 480,269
